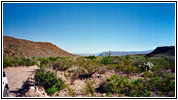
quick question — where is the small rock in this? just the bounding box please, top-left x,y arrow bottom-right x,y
102,93 -> 106,97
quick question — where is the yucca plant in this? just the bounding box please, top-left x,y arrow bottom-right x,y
102,51 -> 111,65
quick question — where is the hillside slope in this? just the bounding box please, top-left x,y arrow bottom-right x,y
146,46 -> 175,57
3,36 -> 75,57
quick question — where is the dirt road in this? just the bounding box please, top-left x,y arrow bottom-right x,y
3,65 -> 39,97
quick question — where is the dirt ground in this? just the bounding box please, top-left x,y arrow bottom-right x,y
3,65 -> 39,97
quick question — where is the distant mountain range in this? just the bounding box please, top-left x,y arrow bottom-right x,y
4,36 -> 174,58
99,50 -> 153,56
75,50 -> 153,56
74,53 -> 99,56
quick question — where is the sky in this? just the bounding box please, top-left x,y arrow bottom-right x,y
3,3 -> 175,53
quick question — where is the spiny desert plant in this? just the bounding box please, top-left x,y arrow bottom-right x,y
35,69 -> 65,95
139,62 -> 153,72
102,51 -> 111,65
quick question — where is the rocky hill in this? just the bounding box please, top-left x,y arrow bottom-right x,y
146,46 -> 175,57
3,36 -> 75,57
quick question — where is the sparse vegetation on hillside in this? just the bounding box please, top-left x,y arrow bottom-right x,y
3,53 -> 175,97
3,36 -> 75,57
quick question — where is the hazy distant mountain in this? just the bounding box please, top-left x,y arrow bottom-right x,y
74,53 -> 99,56
75,50 -> 153,56
3,36 -> 76,57
98,50 -> 153,56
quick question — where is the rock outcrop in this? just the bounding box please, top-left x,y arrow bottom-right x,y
146,46 -> 175,57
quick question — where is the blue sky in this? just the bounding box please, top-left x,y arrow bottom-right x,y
3,3 -> 175,53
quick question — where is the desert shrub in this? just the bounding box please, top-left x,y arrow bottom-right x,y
97,66 -> 108,74
46,86 -> 58,96
110,56 -> 123,64
168,80 -> 175,91
118,58 -> 141,74
83,80 -> 95,96
124,65 -> 140,74
66,85 -> 76,96
107,64 -> 118,70
85,64 -> 98,74
148,57 -> 175,72
97,75 -> 151,97
3,56 -> 13,67
53,58 -> 73,71
71,67 -> 85,81
125,55 -> 130,60
146,76 -> 160,91
39,57 -> 61,69
85,55 -> 96,60
151,67 -> 165,78
39,58 -> 50,65
49,57 -> 59,61
3,56 -> 38,67
141,71 -> 154,79
123,58 -> 132,66
35,69 -> 65,95
127,78 -> 151,97
21,58 -> 37,66
97,75 -> 131,94
162,73 -> 174,80
107,63 -> 140,74
133,56 -> 147,67
151,65 -> 162,72
147,76 -> 175,94
70,60 -> 99,79
78,65 -> 97,79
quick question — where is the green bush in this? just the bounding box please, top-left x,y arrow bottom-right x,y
124,65 -> 140,74
35,69 -> 65,95
46,86 -> 58,96
21,58 -> 37,66
53,58 -> 73,71
85,56 -> 96,60
125,55 -> 130,60
147,76 -> 160,91
141,71 -> 154,79
49,57 -> 59,61
83,80 -> 95,96
3,56 -> 38,68
98,75 -> 151,97
98,75 -> 131,94
39,58 -> 50,65
147,76 -> 175,95
128,79 -> 151,97
148,57 -> 175,72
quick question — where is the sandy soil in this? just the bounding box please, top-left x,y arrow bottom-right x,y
3,65 -> 39,97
